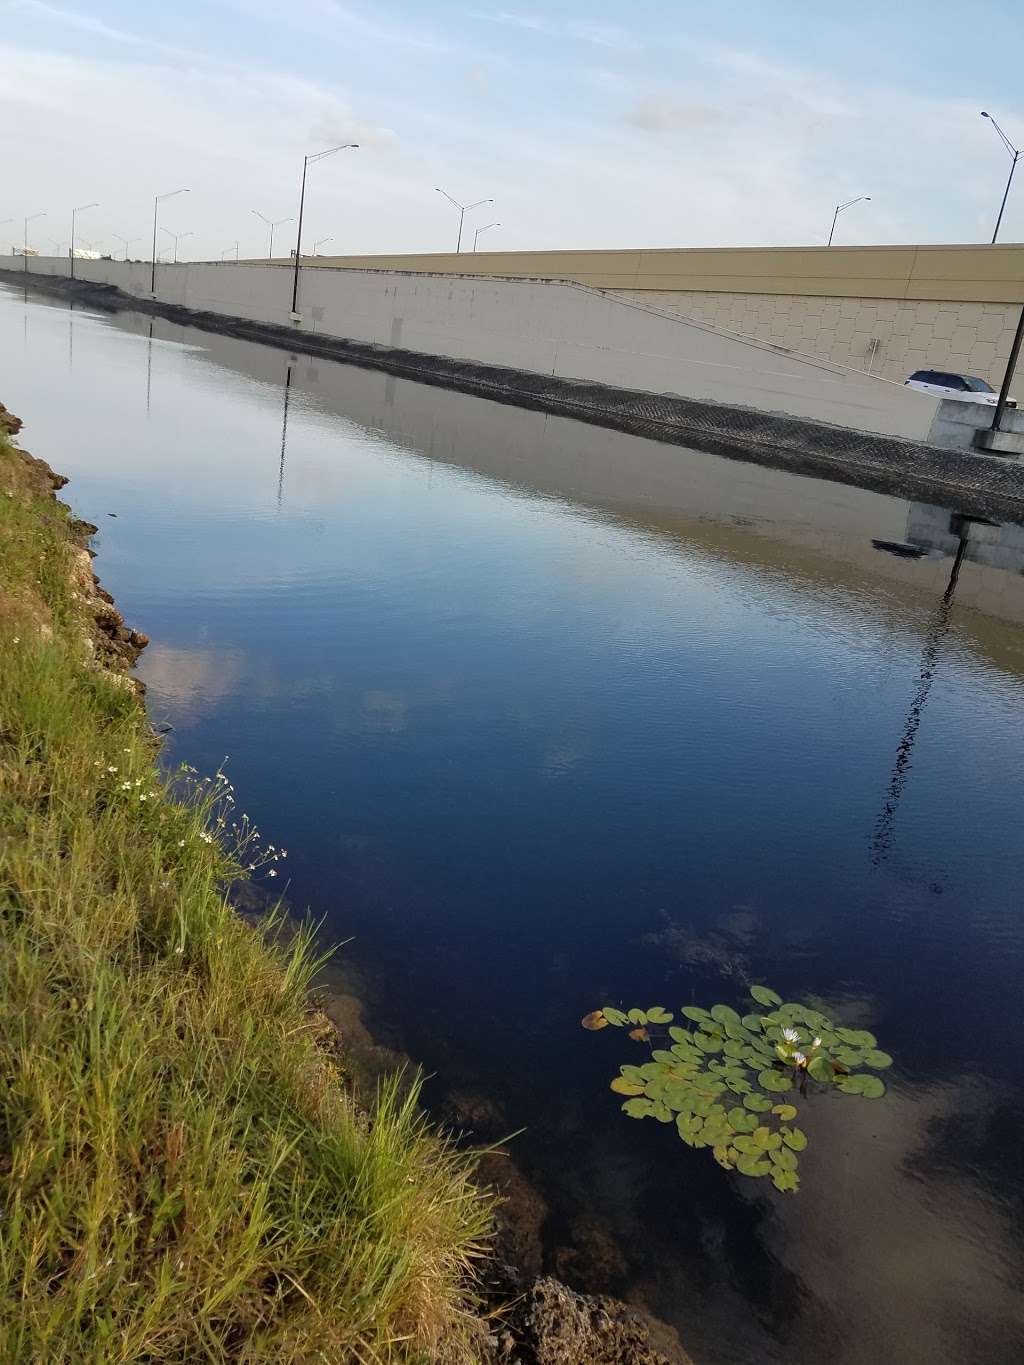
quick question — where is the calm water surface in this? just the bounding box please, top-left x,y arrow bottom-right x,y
4,283 -> 1024,1364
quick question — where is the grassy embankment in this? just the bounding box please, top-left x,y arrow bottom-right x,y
0,425 -> 490,1362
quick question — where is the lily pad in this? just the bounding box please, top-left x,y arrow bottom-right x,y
602,1007 -> 628,1026
769,1144 -> 798,1171
782,1126 -> 807,1151
681,1006 -> 711,1024
807,1055 -> 833,1084
862,1049 -> 893,1070
771,1104 -> 798,1121
610,1077 -> 646,1096
743,1092 -> 773,1113
771,1168 -> 800,1193
837,1073 -> 886,1099
622,1098 -> 654,1118
836,1027 -> 877,1049
581,1010 -> 608,1030
750,985 -> 782,1008
758,1069 -> 793,1093
736,1153 -> 773,1178
628,1008 -> 649,1025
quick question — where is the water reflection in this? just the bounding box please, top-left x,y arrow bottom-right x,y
4,284 -> 1024,1364
870,525 -> 972,863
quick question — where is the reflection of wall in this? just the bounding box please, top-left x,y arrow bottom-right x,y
116,309 -> 1024,667
905,502 -> 1024,630
14,254 -> 941,444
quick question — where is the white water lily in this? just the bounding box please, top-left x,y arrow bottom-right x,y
793,1051 -> 807,1067
812,1036 -> 823,1048
781,1026 -> 799,1043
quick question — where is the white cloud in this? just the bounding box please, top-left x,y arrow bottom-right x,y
624,97 -> 721,133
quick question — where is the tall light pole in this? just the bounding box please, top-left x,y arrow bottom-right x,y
252,209 -> 293,262
473,221 -> 500,252
828,196 -> 870,246
313,235 -> 333,255
113,234 -> 141,261
70,201 -> 98,279
23,213 -> 45,272
160,227 -> 193,263
151,189 -> 189,292
980,111 -> 1021,245
435,188 -> 493,253
291,143 -> 358,316
221,243 -> 239,260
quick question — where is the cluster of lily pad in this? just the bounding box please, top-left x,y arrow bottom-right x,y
582,985 -> 891,1194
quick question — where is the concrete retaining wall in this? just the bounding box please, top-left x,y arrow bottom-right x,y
12,253 -> 940,444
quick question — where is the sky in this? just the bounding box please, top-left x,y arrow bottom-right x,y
1,0 -> 1023,262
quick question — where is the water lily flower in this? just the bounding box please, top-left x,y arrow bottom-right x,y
781,1026 -> 799,1043
793,1051 -> 807,1067
812,1036 -> 823,1048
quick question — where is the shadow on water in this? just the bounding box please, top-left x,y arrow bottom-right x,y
5,285 -> 1024,1364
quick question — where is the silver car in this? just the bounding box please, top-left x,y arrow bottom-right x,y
904,369 -> 1001,406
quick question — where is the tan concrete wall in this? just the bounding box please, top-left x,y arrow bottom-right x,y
617,291 -> 1022,388
293,242 -> 1024,388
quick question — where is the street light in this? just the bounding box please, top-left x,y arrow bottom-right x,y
980,111 -> 1021,245
291,143 -> 358,315
435,187 -> 493,253
473,221 -> 500,252
252,209 -> 293,262
827,196 -> 870,246
113,234 -> 141,261
70,201 -> 98,279
23,212 -> 45,272
151,189 -> 189,291
160,227 -> 193,263
221,243 -> 239,260
313,235 -> 333,255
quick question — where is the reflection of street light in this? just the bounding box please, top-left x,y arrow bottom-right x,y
435,187 -> 493,253
251,209 -> 293,261
70,201 -> 98,279
160,227 -> 193,263
827,195 -> 870,246
473,221 -> 500,251
23,212 -> 45,272
980,111 -> 1021,244
291,143 -> 358,315
151,189 -> 189,291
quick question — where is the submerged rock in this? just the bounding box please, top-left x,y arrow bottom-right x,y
481,1276 -> 677,1365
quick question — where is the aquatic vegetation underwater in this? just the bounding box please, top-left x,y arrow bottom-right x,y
582,985 -> 891,1193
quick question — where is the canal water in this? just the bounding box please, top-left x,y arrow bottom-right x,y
3,282 -> 1023,1364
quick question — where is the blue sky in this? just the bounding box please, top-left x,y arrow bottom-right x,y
2,0 -> 1023,261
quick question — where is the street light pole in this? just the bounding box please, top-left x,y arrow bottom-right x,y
291,143 -> 358,316
160,226 -> 192,260
990,304 -> 1024,433
827,196 -> 871,246
70,202 -> 98,280
473,221 -> 501,251
113,234 -> 141,261
23,213 -> 45,273
151,189 -> 189,292
221,243 -> 239,260
981,111 -> 1021,244
313,236 -> 333,255
435,188 -> 493,253
252,209 -> 293,262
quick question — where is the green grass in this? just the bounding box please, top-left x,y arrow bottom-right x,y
0,434 -> 491,1362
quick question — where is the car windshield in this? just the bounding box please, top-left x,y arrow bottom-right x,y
964,376 -> 995,392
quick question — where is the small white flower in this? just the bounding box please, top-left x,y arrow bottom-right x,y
177,840 -> 185,847
12,637 -> 19,644
268,869 -> 277,877
106,765 -> 117,774
781,1026 -> 799,1043
159,880 -> 169,889
121,781 -> 131,790
793,1051 -> 807,1067
812,1036 -> 822,1049
139,793 -> 148,802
